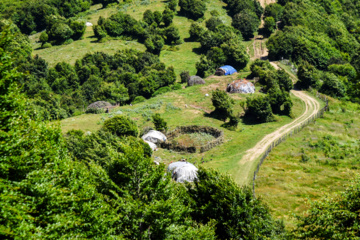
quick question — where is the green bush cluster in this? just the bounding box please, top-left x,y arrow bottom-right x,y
191,21 -> 249,77
267,0 -> 360,103
94,7 -> 181,55
242,60 -> 293,122
15,47 -> 176,120
222,0 -> 263,39
103,115 -> 139,137
178,0 -> 206,20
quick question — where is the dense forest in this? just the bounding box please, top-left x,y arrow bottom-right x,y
1,0 -> 360,239
267,0 -> 360,102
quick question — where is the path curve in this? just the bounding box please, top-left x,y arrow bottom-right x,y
237,90 -> 321,183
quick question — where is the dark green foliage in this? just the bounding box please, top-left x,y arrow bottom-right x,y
211,89 -> 235,121
93,25 -> 107,41
264,17 -> 276,37
152,113 -> 168,132
297,61 -> 321,89
103,115 -> 139,137
162,7 -> 174,26
206,47 -> 226,67
186,168 -> 286,239
163,24 -> 182,45
264,3 -> 284,21
189,22 -> 206,41
69,19 -> 86,40
232,10 -> 260,39
145,34 -> 164,55
328,63 -> 356,81
319,72 -> 346,98
15,47 -> 175,120
47,22 -> 73,43
223,0 -> 263,19
39,31 -> 48,46
277,69 -> 293,92
143,9 -> 155,25
245,95 -> 275,123
180,71 -> 190,83
196,55 -> 214,78
205,17 -> 223,32
179,0 -> 206,20
194,23 -> 249,74
168,0 -> 178,11
294,177 -> 360,239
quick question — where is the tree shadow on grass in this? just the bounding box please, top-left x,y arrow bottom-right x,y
241,115 -> 265,126
204,110 -> 227,122
192,46 -> 205,55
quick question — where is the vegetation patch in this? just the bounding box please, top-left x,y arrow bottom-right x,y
162,125 -> 224,153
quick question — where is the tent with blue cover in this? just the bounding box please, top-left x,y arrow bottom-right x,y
215,65 -> 237,76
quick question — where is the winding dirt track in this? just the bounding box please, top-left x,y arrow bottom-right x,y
236,90 -> 321,184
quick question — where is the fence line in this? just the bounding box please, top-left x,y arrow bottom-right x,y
252,93 -> 329,198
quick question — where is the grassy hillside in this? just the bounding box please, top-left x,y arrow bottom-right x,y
61,74 -> 306,185
256,98 -> 360,228
29,1 -> 234,78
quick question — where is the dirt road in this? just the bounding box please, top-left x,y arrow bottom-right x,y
235,90 -> 321,184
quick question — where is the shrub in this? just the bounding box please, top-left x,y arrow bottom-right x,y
42,42 -> 52,48
245,95 -> 275,123
39,32 -> 48,46
211,89 -> 234,121
103,115 -> 139,137
232,10 -> 260,39
180,71 -> 190,83
132,96 -> 146,104
152,113 -> 168,132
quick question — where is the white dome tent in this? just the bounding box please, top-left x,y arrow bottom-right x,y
167,161 -> 198,183
145,141 -> 157,151
141,130 -> 167,144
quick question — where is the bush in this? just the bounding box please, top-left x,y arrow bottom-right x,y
102,115 -> 139,137
180,71 -> 190,83
152,113 -> 168,132
42,42 -> 52,48
245,95 -> 275,123
132,96 -> 146,104
264,17 -> 276,37
211,89 -> 234,121
179,0 -> 206,20
232,10 -> 260,39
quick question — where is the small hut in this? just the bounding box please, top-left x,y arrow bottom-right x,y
142,130 -> 167,144
187,76 -> 205,86
145,141 -> 157,151
167,161 -> 198,183
215,65 -> 237,76
227,79 -> 255,94
87,101 -> 112,111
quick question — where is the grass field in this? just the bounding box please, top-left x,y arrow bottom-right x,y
29,0 -> 233,79
60,74 -> 306,186
255,98 -> 360,228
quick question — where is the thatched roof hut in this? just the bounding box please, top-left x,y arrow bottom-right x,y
187,76 -> 205,86
87,101 -> 112,110
226,79 -> 255,94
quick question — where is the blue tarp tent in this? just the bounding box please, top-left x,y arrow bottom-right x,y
216,65 -> 237,76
